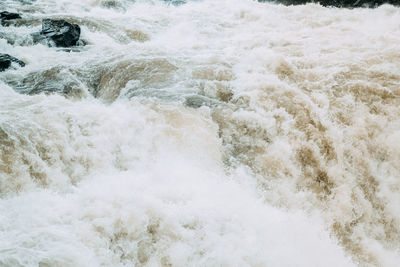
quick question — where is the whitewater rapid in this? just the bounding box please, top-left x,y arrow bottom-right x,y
1,0 -> 400,266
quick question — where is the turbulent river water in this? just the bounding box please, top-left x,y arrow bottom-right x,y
1,0 -> 400,266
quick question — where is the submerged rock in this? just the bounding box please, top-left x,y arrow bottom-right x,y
258,0 -> 399,7
11,66 -> 87,97
32,19 -> 82,47
0,54 -> 25,72
4,65 -> 93,99
184,95 -> 220,108
163,0 -> 187,6
0,11 -> 22,26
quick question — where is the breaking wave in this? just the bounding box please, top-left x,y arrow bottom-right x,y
1,0 -> 400,266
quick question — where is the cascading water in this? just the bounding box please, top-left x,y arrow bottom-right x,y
1,0 -> 399,266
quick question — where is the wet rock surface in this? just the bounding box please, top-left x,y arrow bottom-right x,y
4,65 -> 95,98
32,19 -> 82,47
0,53 -> 25,72
0,11 -> 21,26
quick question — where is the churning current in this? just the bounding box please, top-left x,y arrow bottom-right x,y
1,0 -> 400,266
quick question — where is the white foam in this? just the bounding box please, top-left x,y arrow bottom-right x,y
1,0 -> 400,265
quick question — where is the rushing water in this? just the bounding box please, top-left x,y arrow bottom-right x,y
1,0 -> 400,266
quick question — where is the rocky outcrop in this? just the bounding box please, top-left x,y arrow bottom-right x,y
32,19 -> 82,47
0,11 -> 22,26
4,65 -> 90,98
258,0 -> 399,7
0,54 -> 25,72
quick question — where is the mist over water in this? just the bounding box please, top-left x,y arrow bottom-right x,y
1,0 -> 400,266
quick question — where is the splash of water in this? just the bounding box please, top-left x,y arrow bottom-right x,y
1,0 -> 400,266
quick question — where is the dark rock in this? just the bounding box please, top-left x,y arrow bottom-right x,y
0,11 -> 22,26
258,0 -> 399,7
0,54 -> 25,72
32,19 -> 82,47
